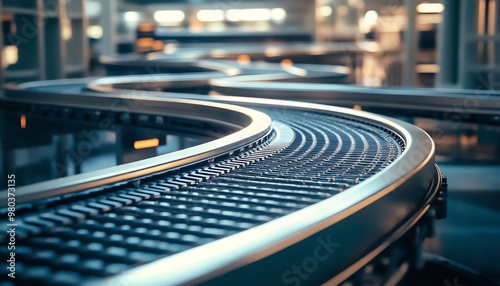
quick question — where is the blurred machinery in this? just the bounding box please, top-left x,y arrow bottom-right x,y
2,1 -> 499,87
0,0 -> 88,81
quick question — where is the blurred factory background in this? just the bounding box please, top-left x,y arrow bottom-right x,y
1,0 -> 499,88
0,0 -> 499,284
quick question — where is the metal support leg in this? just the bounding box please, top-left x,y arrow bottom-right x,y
403,0 -> 418,86
495,0 -> 500,86
98,0 -> 117,56
0,2 -> 3,93
44,0 -> 66,79
458,0 -> 478,89
436,0 -> 460,87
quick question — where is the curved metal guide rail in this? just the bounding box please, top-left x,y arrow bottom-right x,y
209,78 -> 500,124
1,81 -> 443,285
85,71 -> 500,124
102,41 -> 392,64
0,91 -> 272,204
95,42 -> 500,124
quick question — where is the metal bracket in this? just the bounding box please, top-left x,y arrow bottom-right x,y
433,174 -> 448,220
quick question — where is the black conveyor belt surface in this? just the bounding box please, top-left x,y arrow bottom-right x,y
0,109 -> 404,285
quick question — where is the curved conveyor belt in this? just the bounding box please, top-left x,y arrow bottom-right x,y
1,83 -> 442,285
93,42 -> 500,124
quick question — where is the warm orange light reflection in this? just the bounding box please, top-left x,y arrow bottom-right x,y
152,40 -> 165,51
136,38 -> 154,48
237,54 -> 251,65
138,23 -> 155,32
134,138 -> 160,149
280,59 -> 308,76
415,64 -> 440,73
353,105 -> 362,110
20,115 -> 26,129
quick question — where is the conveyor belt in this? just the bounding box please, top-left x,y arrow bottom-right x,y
0,108 -> 403,284
83,70 -> 500,124
0,42 -> 453,285
92,42 -> 500,123
14,68 -> 500,124
102,41 -> 393,64
0,86 -> 442,285
209,79 -> 500,124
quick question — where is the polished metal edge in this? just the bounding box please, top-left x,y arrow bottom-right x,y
144,41 -> 396,61
6,78 -> 438,285
85,93 -> 437,286
83,64 -> 500,117
0,90 -> 272,205
323,164 -> 443,285
210,80 -> 500,116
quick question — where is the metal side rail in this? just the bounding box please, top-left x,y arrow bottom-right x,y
209,78 -> 500,124
0,91 -> 272,205
1,86 -> 442,285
